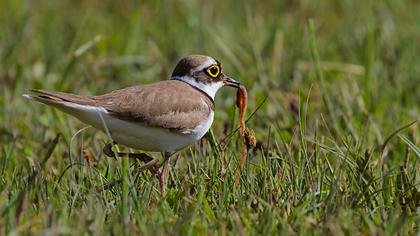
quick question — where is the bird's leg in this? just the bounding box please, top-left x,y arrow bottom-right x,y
158,152 -> 172,197
102,144 -> 173,196
102,142 -> 118,157
99,157 -> 159,192
102,142 -> 158,174
103,142 -> 154,162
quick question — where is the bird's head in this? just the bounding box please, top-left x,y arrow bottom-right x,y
171,55 -> 239,100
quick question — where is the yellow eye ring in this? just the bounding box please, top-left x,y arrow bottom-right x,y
206,65 -> 220,78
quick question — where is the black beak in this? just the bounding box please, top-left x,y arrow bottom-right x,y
223,76 -> 240,88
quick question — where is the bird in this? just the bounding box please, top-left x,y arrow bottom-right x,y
23,54 -> 240,194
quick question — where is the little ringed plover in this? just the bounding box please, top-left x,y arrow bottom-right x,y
23,54 -> 239,158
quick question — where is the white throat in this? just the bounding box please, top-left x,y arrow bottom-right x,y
172,76 -> 224,100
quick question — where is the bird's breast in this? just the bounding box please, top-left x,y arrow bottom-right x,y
188,110 -> 214,139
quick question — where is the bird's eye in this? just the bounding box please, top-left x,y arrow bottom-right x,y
206,65 -> 220,78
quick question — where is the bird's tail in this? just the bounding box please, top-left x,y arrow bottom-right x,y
22,89 -> 95,108
23,89 -> 108,131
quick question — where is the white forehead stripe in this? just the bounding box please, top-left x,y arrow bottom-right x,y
191,57 -> 218,73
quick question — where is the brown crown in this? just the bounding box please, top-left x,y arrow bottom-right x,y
171,55 -> 214,77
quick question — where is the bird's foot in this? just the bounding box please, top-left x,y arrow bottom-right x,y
99,157 -> 159,192
101,144 -> 173,197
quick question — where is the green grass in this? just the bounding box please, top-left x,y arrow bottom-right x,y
1,0 -> 419,235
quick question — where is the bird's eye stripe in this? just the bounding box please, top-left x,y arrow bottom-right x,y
206,65 -> 220,78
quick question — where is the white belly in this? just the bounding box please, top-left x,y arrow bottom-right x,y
107,111 -> 214,152
58,102 -> 214,152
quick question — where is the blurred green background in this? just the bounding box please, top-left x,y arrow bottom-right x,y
1,0 -> 419,235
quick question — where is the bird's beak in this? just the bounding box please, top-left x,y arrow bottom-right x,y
223,76 -> 240,88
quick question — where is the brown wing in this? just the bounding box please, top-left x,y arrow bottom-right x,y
93,80 -> 214,133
